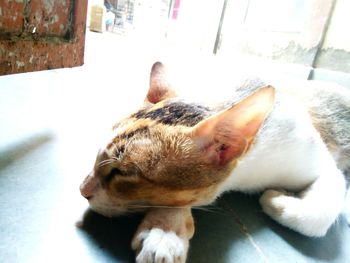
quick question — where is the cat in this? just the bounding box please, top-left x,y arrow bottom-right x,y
80,61 -> 350,263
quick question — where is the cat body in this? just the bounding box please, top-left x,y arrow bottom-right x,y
80,62 -> 350,263
219,79 -> 349,237
219,79 -> 350,191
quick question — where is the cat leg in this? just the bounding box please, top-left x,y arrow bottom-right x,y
260,164 -> 346,237
132,207 -> 194,263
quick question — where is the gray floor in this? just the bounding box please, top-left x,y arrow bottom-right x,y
1,31 -> 349,263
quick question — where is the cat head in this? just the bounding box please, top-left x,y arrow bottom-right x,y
80,62 -> 275,217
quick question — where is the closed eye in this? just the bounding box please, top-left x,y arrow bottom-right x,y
110,167 -> 123,176
104,167 -> 125,183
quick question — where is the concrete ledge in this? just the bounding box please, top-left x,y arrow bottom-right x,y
310,68 -> 350,88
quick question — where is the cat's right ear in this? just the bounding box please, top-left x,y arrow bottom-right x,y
145,62 -> 177,104
190,86 -> 275,167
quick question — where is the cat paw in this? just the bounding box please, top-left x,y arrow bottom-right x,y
132,228 -> 188,263
260,189 -> 330,237
259,189 -> 292,217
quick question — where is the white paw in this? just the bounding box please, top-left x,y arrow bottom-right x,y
260,189 -> 331,237
259,189 -> 292,217
132,228 -> 188,263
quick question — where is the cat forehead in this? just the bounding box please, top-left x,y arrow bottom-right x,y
131,100 -> 211,127
101,100 -> 212,156
105,124 -> 151,152
97,135 -> 154,167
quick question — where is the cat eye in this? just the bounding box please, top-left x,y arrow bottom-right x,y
104,167 -> 125,183
110,167 -> 125,176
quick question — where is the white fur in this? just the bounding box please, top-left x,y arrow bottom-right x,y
133,228 -> 188,263
218,92 -> 347,237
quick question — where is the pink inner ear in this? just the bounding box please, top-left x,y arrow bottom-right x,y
218,138 -> 247,166
199,132 -> 247,167
147,88 -> 163,104
146,86 -> 176,104
192,86 -> 275,167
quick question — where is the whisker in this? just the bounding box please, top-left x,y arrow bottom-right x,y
98,160 -> 108,165
98,158 -> 118,167
127,204 -> 191,209
192,206 -> 225,215
127,204 -> 225,214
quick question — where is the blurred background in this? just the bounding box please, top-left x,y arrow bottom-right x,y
85,0 -> 350,86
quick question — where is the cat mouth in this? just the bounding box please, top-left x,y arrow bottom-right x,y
87,195 -> 128,217
88,198 -> 149,217
89,204 -> 128,217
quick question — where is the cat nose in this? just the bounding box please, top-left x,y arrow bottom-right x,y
80,189 -> 93,200
80,184 -> 93,200
80,173 -> 98,200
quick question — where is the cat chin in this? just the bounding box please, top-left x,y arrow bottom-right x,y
89,205 -> 127,218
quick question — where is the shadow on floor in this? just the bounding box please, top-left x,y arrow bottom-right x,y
188,194 -> 269,262
222,192 -> 349,262
267,215 -> 346,261
0,131 -> 54,170
77,195 -> 267,263
79,209 -> 143,262
77,193 -> 349,262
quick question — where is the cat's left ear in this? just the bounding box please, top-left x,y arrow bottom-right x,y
145,62 -> 177,104
191,86 -> 275,167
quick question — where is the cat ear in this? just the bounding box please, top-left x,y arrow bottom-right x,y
191,86 -> 275,166
145,62 -> 177,104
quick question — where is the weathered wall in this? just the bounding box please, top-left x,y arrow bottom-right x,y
0,0 -> 88,75
315,0 -> 350,73
219,0 -> 350,74
220,0 -> 334,66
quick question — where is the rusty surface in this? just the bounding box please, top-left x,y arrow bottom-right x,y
29,0 -> 72,36
0,1 -> 24,34
0,0 -> 88,75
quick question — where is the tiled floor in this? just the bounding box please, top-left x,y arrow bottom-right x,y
0,30 -> 349,263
